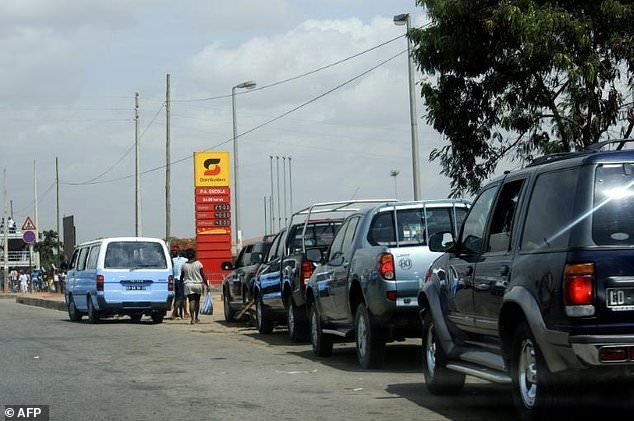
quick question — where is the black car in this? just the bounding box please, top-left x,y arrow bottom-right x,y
420,140 -> 634,420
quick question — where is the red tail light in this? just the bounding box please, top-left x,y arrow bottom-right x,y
599,347 -> 627,362
300,260 -> 313,288
378,253 -> 395,281
425,268 -> 432,282
96,275 -> 104,291
168,275 -> 174,292
386,290 -> 397,301
564,263 -> 594,306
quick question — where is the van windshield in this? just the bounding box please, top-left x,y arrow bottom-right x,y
104,242 -> 167,269
368,207 -> 460,247
593,164 -> 634,246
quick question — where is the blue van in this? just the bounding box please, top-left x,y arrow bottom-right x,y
65,237 -> 174,324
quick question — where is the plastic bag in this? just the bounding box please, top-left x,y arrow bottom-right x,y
200,291 -> 214,315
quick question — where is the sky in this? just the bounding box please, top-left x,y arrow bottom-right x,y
0,0 -> 475,244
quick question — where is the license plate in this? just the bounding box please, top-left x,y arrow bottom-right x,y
126,285 -> 146,291
606,288 -> 634,311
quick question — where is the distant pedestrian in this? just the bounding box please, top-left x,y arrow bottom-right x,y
171,250 -> 188,319
180,248 -> 208,324
53,271 -> 60,294
19,271 -> 28,294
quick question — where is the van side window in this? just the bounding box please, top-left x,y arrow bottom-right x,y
77,247 -> 90,271
486,180 -> 525,253
460,186 -> 499,254
86,245 -> 100,270
70,250 -> 79,270
521,168 -> 579,251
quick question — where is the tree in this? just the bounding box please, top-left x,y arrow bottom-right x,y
34,230 -> 63,271
410,0 -> 634,195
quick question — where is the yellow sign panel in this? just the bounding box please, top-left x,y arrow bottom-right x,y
194,151 -> 231,187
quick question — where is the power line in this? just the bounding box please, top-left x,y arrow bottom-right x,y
12,181 -> 56,216
63,103 -> 165,186
64,49 -> 407,186
172,33 -> 407,103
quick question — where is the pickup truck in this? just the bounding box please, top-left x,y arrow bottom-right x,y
221,238 -> 273,321
306,199 -> 470,369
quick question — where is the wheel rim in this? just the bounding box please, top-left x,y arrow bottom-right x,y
519,338 -> 538,409
311,309 -> 318,347
357,310 -> 368,358
288,304 -> 295,337
426,323 -> 437,374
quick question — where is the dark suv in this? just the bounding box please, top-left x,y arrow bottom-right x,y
421,141 -> 634,420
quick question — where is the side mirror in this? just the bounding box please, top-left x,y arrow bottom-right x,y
221,261 -> 234,271
305,248 -> 322,263
250,252 -> 263,265
329,253 -> 345,267
429,232 -> 455,252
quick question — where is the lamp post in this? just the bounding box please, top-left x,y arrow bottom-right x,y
390,170 -> 400,199
394,13 -> 421,201
232,80 -> 256,251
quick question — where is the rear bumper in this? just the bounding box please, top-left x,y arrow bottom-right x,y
570,334 -> 634,366
96,296 -> 173,314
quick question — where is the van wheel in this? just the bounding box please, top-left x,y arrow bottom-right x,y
256,296 -> 273,334
130,314 -> 142,323
288,300 -> 309,342
224,291 -> 236,322
87,297 -> 99,324
68,296 -> 82,322
355,304 -> 385,369
422,313 -> 465,394
310,304 -> 333,357
511,322 -> 558,420
151,312 -> 165,324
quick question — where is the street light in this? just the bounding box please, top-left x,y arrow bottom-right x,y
232,80 -> 256,252
394,13 -> 422,201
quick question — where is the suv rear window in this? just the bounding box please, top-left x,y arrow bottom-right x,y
289,221 -> 342,253
593,163 -> 634,246
104,242 -> 167,269
368,207 -> 460,247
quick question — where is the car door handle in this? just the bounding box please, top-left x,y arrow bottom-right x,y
499,265 -> 509,276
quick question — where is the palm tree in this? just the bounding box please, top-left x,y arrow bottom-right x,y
390,170 -> 400,199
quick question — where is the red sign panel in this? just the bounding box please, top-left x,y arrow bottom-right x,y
195,195 -> 230,204
196,203 -> 231,212
196,187 -> 230,196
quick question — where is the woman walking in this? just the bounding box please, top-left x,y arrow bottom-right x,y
180,248 -> 208,324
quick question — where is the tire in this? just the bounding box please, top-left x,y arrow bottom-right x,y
151,312 -> 165,324
86,296 -> 99,324
421,313 -> 465,394
129,314 -> 142,323
310,304 -> 333,357
287,299 -> 309,342
223,291 -> 236,322
355,303 -> 386,369
256,296 -> 273,334
68,295 -> 82,322
511,322 -> 558,420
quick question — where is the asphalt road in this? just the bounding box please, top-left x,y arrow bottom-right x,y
0,300 -> 630,421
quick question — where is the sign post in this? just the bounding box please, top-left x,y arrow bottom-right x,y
193,152 -> 233,285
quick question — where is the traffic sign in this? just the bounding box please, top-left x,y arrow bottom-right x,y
23,230 -> 36,244
22,216 -> 37,231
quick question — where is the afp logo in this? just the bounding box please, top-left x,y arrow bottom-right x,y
203,158 -> 221,176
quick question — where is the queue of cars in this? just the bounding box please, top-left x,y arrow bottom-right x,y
223,140 -> 634,420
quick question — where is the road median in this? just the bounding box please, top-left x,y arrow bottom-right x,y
15,295 -> 66,312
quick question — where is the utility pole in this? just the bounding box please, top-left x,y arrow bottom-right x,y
288,157 -> 293,215
3,169 -> 8,293
34,161 -> 40,268
269,156 -> 274,232
135,92 -> 142,237
282,157 -> 287,226
263,196 -> 267,235
165,74 -> 171,243
276,156 -> 281,231
9,200 -> 13,219
56,157 -> 61,268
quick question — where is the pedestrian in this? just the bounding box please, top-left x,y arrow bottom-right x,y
53,270 -> 60,294
170,250 -> 188,319
19,270 -> 28,294
180,248 -> 208,324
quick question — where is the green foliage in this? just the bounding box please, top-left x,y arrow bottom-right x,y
34,230 -> 64,271
410,0 -> 634,195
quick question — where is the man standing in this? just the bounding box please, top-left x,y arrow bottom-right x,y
19,270 -> 28,294
171,250 -> 188,319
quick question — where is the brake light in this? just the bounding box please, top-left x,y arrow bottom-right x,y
300,260 -> 313,288
564,263 -> 594,306
599,347 -> 627,362
378,253 -> 395,281
425,268 -> 432,282
386,290 -> 397,301
168,275 -> 174,292
96,274 -> 104,291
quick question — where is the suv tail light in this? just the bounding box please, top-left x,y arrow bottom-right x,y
168,275 -> 174,292
378,253 -> 395,281
300,260 -> 313,288
564,263 -> 595,317
96,274 -> 104,291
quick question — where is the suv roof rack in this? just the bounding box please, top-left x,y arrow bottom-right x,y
526,152 -> 582,167
584,138 -> 634,152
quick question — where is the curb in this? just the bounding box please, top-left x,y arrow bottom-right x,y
16,296 -> 66,312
